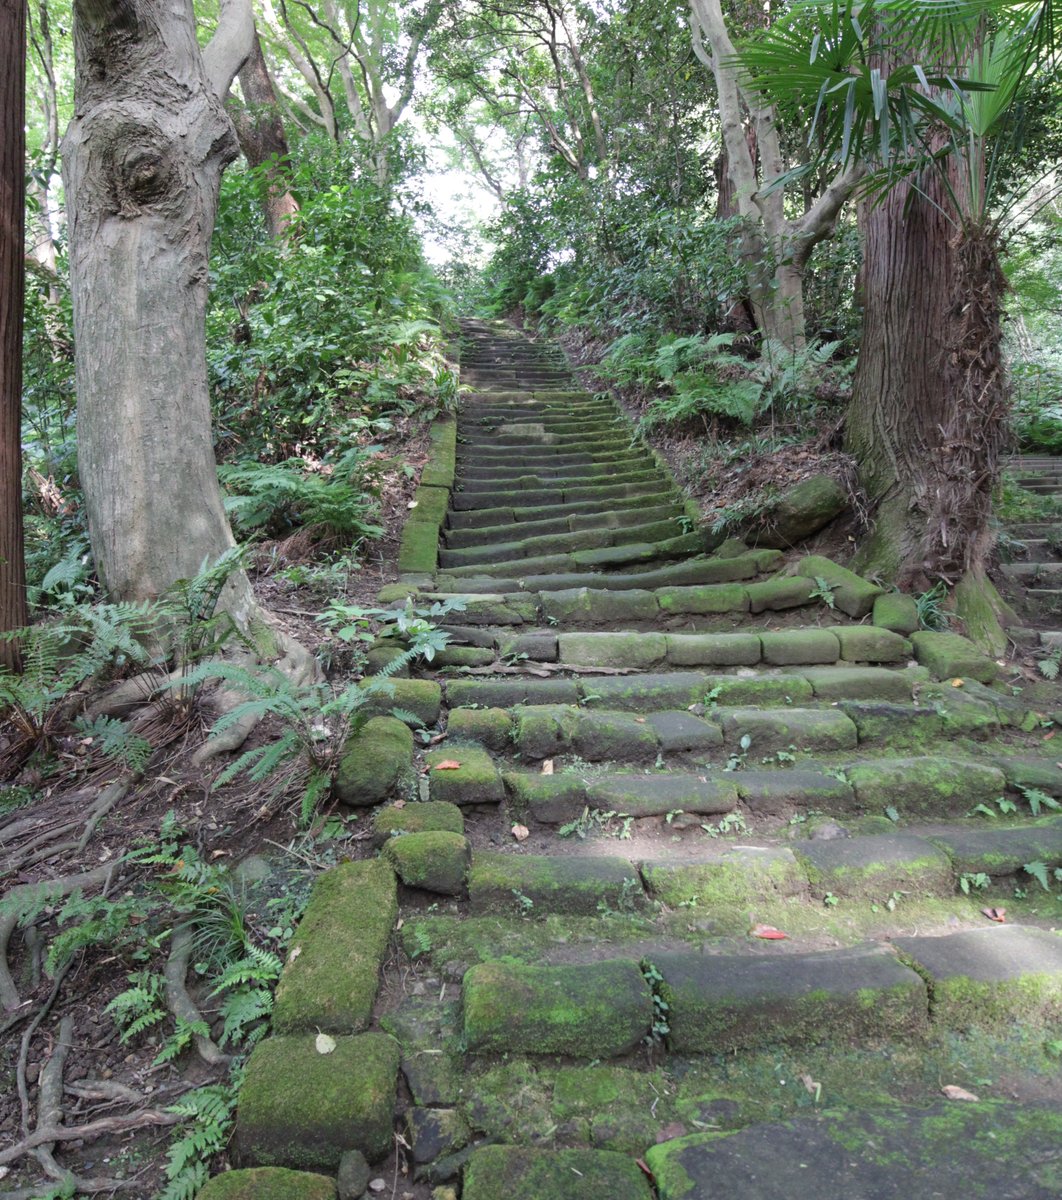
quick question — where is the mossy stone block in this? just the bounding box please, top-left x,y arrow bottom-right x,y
664,632 -> 761,667
735,769 -> 855,814
384,831 -> 471,895
992,756 -> 1062,797
872,592 -> 920,635
936,692 -> 1000,739
427,744 -> 504,806
446,678 -> 580,709
376,583 -> 418,604
540,587 -> 659,624
844,756 -> 1005,816
572,708 -> 659,762
432,645 -> 496,668
759,628 -> 840,665
794,556 -> 883,618
584,672 -> 713,712
656,584 -> 750,615
503,772 -> 589,823
512,704 -> 577,758
273,860 -> 397,1035
334,716 -> 414,807
801,666 -> 916,703
406,1106 -> 470,1165
196,1168 -> 336,1200
642,847 -> 807,910
927,819 -> 1062,875
398,518 -> 441,575
745,576 -> 817,613
236,1033 -> 399,1169
497,631 -> 558,661
831,625 -> 911,664
371,801 -> 464,849
469,851 -> 644,915
743,474 -> 848,548
910,631 -> 998,683
837,702 -> 944,750
363,644 -> 411,677
409,484 -> 449,524
557,631 -> 667,668
794,834 -> 953,899
446,706 -> 513,752
893,926 -> 1062,1029
588,773 -> 741,817
449,595 -> 539,626
718,707 -> 857,753
462,959 -> 652,1056
362,678 -> 442,726
462,1146 -> 652,1200
421,417 -> 457,489
700,675 -> 815,706
657,946 -> 927,1054
645,710 -> 723,753
713,537 -> 750,558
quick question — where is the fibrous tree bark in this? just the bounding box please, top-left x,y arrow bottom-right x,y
689,0 -> 861,349
229,27 -> 300,239
63,0 -> 314,690
0,0 -> 29,672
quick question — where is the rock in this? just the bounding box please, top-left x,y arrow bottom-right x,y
910,630 -> 998,682
371,801 -> 464,849
336,1150 -> 370,1200
334,716 -> 414,807
426,744 -> 504,806
445,707 -> 513,751
759,628 -> 841,665
741,474 -> 848,547
469,852 -> 644,916
793,833 -> 953,899
195,1167 -> 336,1199
384,831 -> 471,895
794,555 -> 883,618
872,592 -> 920,635
406,1107 -> 470,1164
461,1145 -> 653,1200
844,756 -> 1005,817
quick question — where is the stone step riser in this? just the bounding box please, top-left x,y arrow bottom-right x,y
436,519 -> 683,567
445,493 -> 676,530
449,483 -> 676,512
455,458 -> 653,482
454,469 -> 661,496
442,505 -> 683,548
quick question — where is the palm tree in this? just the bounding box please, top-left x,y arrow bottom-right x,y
738,0 -> 1059,647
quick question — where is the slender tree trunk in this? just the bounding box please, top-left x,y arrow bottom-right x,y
0,0 -> 29,671
230,29 -> 300,239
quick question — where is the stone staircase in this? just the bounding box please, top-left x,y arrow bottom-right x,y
1001,455 -> 1062,636
210,322 -> 1062,1200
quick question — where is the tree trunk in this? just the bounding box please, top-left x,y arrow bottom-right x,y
0,0 -> 29,671
230,29 -> 300,239
62,0 -> 256,611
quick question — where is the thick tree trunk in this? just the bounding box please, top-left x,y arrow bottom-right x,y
0,0 -> 29,671
230,29 -> 300,239
63,0 -> 254,609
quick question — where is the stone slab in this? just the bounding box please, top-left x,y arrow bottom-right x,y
462,1146 -> 653,1200
794,833 -> 953,898
587,773 -> 741,817
469,851 -> 644,915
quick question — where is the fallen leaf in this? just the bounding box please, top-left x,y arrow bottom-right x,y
981,906 -> 1006,923
393,798 -> 406,809
406,500 -> 418,509
315,1032 -> 336,1055
951,678 -> 964,688
512,824 -> 530,842
541,759 -> 554,775
800,1074 -> 822,1101
1045,730 -> 1055,741
655,1122 -> 686,1142
635,1159 -> 655,1180
635,717 -> 646,724
751,924 -> 788,940
942,1084 -> 980,1102
434,760 -> 462,771
288,946 -> 302,962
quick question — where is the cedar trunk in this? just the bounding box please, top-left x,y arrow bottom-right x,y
62,0 -> 255,616
0,0 -> 29,670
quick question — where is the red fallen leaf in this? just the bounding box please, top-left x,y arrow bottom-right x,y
751,924 -> 788,940
654,1122 -> 686,1143
635,1159 -> 655,1181
433,760 -> 462,770
981,906 -> 1006,923
1045,730 -> 1055,741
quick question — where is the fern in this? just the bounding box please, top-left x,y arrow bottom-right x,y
73,713 -> 153,771
158,1079 -> 239,1200
106,970 -> 168,1041
1025,860 -> 1052,891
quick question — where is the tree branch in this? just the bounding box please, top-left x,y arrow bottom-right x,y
203,0 -> 255,99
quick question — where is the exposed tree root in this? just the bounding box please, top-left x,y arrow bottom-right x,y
0,1109 -> 181,1167
164,927 -> 228,1066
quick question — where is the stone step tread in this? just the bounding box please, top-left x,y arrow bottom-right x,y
436,517 -> 684,566
445,493 -> 679,530
442,504 -> 683,548
438,533 -> 706,577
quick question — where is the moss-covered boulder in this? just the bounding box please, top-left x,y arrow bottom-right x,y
844,756 -> 1005,816
371,800 -> 464,849
741,474 -> 848,548
236,1033 -> 399,1170
872,592 -> 920,635
910,631 -> 998,682
426,743 -> 504,805
462,1146 -> 653,1200
406,1106 -> 471,1165
462,959 -> 652,1057
196,1168 -> 336,1200
334,716 -> 413,807
273,859 -> 397,1035
794,556 -> 882,618
384,830 -> 471,895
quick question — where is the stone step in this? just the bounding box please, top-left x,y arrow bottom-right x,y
442,504 -> 683,549
461,411 -> 617,432
437,517 -> 685,568
445,493 -> 683,531
457,453 -> 653,481
1002,561 -> 1062,584
439,532 -> 706,578
455,446 -> 645,469
461,398 -> 610,417
455,466 -> 662,495
449,481 -> 677,513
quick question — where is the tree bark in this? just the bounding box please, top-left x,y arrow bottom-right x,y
0,0 -> 29,671
230,28 -> 300,239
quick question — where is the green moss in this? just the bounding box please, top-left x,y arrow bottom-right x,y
462,1146 -> 653,1200
872,592 -> 920,635
832,625 -> 912,664
397,517 -> 441,575
642,849 -> 807,911
540,586 -> 660,624
462,959 -> 652,1057
760,628 -> 841,665
745,575 -> 817,613
656,583 -> 750,614
932,973 -> 1062,1030
845,756 -> 1006,815
502,771 -> 588,823
469,851 -> 645,915
334,716 -> 413,807
236,1033 -> 399,1170
362,678 -> 442,726
383,830 -> 470,894
910,631 -> 998,683
371,800 -> 464,848
664,632 -> 762,667
557,631 -> 667,668
272,859 -> 397,1034
446,707 -> 513,751
196,1168 -> 336,1200
421,417 -> 457,489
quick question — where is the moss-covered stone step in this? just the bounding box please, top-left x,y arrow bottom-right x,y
384,830 -> 471,895
446,492 -> 680,531
371,799 -> 464,848
426,743 -> 505,806
457,466 -> 661,496
443,503 -> 683,549
457,453 -> 652,482
455,442 -> 639,468
794,833 -> 953,899
443,667 -> 923,714
641,847 -> 809,909
644,1101 -> 1062,1200
654,945 -> 927,1053
437,516 -> 685,567
842,756 -> 1005,816
236,1032 -> 399,1169
272,859 -> 396,1035
441,534 -> 708,580
469,851 -> 646,914
894,926 -> 1062,1028
333,715 -> 414,808
462,1146 -> 653,1200
461,958 -> 652,1056
793,555 -> 883,618
195,1168 -> 336,1200
909,630 -> 1000,682
927,817 -> 1062,876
